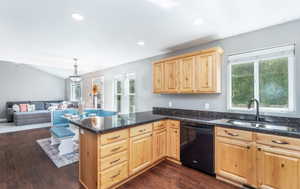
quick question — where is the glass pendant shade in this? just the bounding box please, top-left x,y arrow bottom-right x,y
69,58 -> 82,82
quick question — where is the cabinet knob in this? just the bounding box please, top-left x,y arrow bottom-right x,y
281,163 -> 285,168
257,147 -> 262,151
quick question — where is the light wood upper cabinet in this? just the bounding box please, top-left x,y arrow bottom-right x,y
194,53 -> 221,93
153,62 -> 164,93
152,47 -> 223,94
164,60 -> 179,93
179,56 -> 195,93
129,133 -> 152,175
152,129 -> 167,162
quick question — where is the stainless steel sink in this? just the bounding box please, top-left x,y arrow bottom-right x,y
213,119 -> 298,132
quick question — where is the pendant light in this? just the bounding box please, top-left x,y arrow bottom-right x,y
69,58 -> 82,82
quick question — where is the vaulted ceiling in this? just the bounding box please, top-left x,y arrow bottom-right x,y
1,0 -> 300,78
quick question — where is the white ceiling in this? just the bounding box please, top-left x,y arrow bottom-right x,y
1,0 -> 300,78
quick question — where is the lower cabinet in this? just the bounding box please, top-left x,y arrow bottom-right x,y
129,133 -> 153,175
167,127 -> 180,160
153,129 -> 167,162
215,126 -> 300,189
256,145 -> 300,189
79,121 -> 181,189
215,137 -> 256,187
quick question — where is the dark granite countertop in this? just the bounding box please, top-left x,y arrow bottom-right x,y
70,111 -> 300,138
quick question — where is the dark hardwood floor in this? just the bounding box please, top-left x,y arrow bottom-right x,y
0,128 -> 238,189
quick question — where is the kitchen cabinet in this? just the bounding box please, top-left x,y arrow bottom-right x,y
167,121 -> 180,161
164,60 -> 179,93
79,121 -> 181,189
215,137 -> 256,187
179,56 -> 195,93
216,127 -> 300,189
194,53 -> 221,93
215,127 -> 256,188
153,128 -> 167,162
152,47 -> 223,94
129,133 -> 153,175
256,146 -> 300,189
153,62 -> 164,93
256,133 -> 300,189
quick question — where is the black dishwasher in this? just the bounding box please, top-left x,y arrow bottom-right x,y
180,121 -> 215,176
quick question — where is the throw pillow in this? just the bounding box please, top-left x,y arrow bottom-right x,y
12,104 -> 20,112
19,104 -> 28,112
27,104 -> 36,112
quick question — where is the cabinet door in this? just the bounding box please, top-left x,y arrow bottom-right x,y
164,60 -> 179,93
153,62 -> 164,93
129,133 -> 152,175
215,137 -> 256,187
257,146 -> 300,189
167,127 -> 180,161
153,129 -> 167,162
194,54 -> 218,93
179,56 -> 195,93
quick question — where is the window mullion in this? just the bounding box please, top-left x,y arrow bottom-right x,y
254,60 -> 260,101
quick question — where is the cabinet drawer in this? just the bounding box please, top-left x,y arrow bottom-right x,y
130,124 -> 153,137
168,120 -> 180,129
216,127 -> 253,141
256,133 -> 300,151
100,139 -> 128,158
153,121 -> 166,130
100,161 -> 128,189
100,151 -> 128,171
100,129 -> 129,146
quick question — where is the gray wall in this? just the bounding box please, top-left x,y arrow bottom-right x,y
82,19 -> 300,117
0,61 -> 65,118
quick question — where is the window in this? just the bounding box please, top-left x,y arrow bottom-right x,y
113,73 -> 136,113
228,45 -> 295,112
70,81 -> 82,102
127,73 -> 136,113
114,77 -> 123,113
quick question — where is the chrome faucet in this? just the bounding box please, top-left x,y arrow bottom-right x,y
248,98 -> 260,122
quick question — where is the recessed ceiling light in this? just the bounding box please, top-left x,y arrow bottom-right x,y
147,0 -> 179,9
72,13 -> 84,21
193,18 -> 204,25
137,41 -> 145,46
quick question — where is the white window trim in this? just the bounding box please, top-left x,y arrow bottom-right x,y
227,50 -> 295,113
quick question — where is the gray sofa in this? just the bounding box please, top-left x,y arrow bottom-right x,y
6,100 -> 63,125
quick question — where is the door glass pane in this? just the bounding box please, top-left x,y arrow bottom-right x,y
129,95 -> 135,113
231,63 -> 254,108
129,79 -> 135,94
117,81 -> 122,94
117,95 -> 122,112
259,57 -> 289,109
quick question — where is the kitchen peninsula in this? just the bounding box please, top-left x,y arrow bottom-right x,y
71,109 -> 300,189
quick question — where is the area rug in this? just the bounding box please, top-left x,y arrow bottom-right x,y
37,138 -> 79,168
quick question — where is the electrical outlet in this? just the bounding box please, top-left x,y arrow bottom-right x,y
204,103 -> 210,109
168,101 -> 173,107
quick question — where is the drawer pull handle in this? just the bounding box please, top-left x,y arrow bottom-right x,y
110,158 -> 121,164
225,130 -> 239,137
111,147 -> 121,152
272,140 -> 289,145
110,171 -> 121,179
108,135 -> 121,140
139,129 -> 146,132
